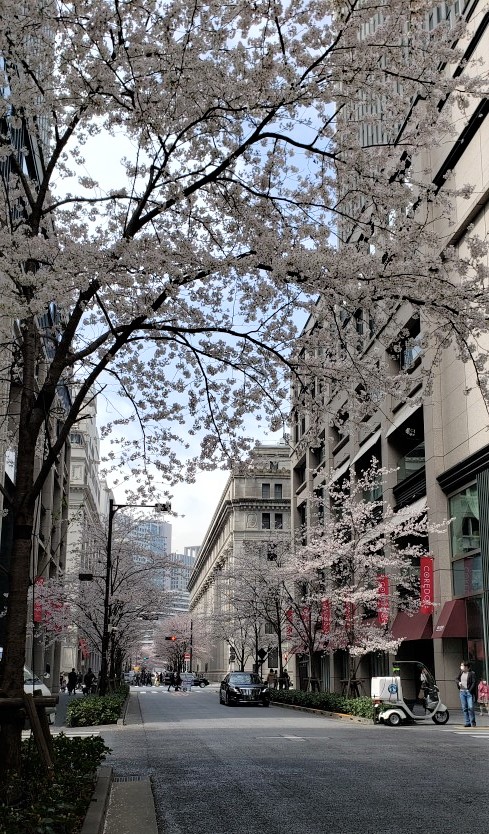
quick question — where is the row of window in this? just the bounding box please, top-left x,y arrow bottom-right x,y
262,483 -> 283,499
261,513 -> 283,530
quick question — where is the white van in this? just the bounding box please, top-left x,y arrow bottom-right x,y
24,666 -> 56,724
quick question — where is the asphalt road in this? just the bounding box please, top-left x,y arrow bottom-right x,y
99,685 -> 489,834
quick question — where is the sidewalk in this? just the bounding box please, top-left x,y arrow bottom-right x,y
52,690 -> 158,834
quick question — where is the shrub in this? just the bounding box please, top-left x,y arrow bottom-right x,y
270,688 -> 374,719
0,734 -> 110,834
66,690 -> 127,727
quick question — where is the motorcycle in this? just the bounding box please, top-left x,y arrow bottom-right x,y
372,661 -> 449,726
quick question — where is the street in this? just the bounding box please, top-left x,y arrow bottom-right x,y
98,685 -> 489,834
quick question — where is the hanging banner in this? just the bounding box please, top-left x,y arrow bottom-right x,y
321,599 -> 331,635
33,577 -> 45,623
420,556 -> 434,614
344,601 -> 355,633
377,575 -> 389,625
79,638 -> 89,659
285,608 -> 293,638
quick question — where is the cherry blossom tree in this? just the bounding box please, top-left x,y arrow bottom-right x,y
153,613 -> 196,673
288,462 -> 436,693
0,0 -> 486,776
204,570 -> 260,673
216,540 -> 293,677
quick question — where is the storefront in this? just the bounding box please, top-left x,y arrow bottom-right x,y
437,450 -> 489,683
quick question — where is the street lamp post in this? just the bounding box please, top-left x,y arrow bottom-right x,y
94,498 -> 171,695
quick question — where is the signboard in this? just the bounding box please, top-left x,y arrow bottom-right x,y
184,653 -> 191,661
420,556 -> 434,614
33,577 -> 45,623
377,575 -> 389,625
321,599 -> 331,635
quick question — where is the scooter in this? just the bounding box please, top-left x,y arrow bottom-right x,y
372,661 -> 449,726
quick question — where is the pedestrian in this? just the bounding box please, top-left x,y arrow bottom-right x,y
174,671 -> 182,691
83,667 -> 96,695
159,672 -> 164,685
456,660 -> 477,727
67,667 -> 78,695
267,669 -> 277,689
282,669 -> 291,690
477,679 -> 489,716
167,671 -> 176,691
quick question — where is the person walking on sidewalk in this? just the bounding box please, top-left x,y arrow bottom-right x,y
167,671 -> 176,691
67,668 -> 78,695
477,679 -> 489,716
456,661 -> 477,727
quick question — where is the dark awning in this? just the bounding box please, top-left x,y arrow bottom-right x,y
391,611 -> 433,640
432,599 -> 467,639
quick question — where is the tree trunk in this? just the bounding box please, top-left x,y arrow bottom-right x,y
0,451 -> 38,784
0,318 -> 43,784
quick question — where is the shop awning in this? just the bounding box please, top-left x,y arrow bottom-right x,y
391,610 -> 433,640
432,599 -> 467,639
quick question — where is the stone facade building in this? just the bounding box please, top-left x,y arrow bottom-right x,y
188,442 -> 291,681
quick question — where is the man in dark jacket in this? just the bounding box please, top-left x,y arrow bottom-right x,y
67,668 -> 78,695
456,661 -> 477,727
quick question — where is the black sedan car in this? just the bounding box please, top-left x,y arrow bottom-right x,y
187,674 -> 210,688
219,672 -> 270,706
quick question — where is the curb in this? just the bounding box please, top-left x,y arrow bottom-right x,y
271,701 -> 372,723
80,765 -> 113,834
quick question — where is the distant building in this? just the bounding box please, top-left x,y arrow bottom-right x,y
164,550 -> 196,616
64,395 -> 111,676
188,442 -> 291,680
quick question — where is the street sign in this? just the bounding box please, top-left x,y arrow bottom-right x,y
184,653 -> 191,660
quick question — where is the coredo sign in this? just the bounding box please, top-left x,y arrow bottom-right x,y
420,556 -> 434,614
377,575 -> 389,625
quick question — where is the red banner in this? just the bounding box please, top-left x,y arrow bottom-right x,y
345,601 -> 354,632
79,638 -> 89,659
321,599 -> 331,635
377,575 -> 389,625
420,556 -> 434,614
285,608 -> 293,638
33,577 -> 44,623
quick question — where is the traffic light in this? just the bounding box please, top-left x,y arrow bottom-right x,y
165,635 -> 177,641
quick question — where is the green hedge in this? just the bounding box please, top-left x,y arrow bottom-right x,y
270,688 -> 375,719
1,734 -> 110,834
66,690 -> 127,727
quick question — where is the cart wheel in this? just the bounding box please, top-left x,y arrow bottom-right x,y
387,712 -> 402,726
432,710 -> 449,725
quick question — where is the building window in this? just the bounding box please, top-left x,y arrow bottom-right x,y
274,513 -> 283,530
274,484 -> 283,499
449,483 -> 481,598
453,555 -> 483,596
262,513 -> 271,530
262,483 -> 271,499
449,484 -> 480,557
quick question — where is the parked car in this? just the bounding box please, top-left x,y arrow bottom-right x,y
219,672 -> 270,707
24,666 -> 56,724
182,673 -> 210,688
